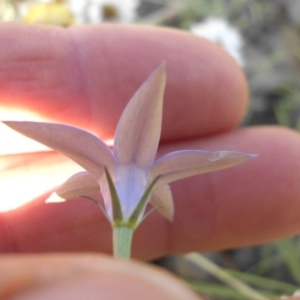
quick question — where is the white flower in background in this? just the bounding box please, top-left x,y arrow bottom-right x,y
190,17 -> 244,67
0,0 -> 16,21
68,0 -> 139,24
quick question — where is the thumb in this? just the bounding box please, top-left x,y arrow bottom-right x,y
0,254 -> 203,300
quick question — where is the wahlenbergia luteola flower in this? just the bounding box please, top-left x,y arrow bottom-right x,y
3,64 -> 257,259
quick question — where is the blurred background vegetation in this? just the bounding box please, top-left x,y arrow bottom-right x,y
1,0 -> 300,299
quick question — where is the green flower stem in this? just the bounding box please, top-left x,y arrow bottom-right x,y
113,224 -> 134,259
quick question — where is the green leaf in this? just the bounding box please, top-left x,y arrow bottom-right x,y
128,176 -> 160,226
187,281 -> 277,300
275,238 -> 300,285
104,167 -> 123,222
226,269 -> 298,294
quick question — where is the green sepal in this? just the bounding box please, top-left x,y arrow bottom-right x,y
128,176 -> 160,226
104,167 -> 123,222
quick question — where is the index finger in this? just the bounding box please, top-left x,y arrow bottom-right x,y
0,23 -> 247,142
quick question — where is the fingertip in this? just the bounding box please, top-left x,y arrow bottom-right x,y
1,254 -> 202,300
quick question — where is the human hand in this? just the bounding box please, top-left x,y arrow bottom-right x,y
1,23 -> 300,299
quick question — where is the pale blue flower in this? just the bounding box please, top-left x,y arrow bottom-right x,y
3,64 -> 255,227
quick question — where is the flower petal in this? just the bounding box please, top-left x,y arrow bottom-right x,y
46,171 -> 100,202
3,121 -> 115,178
150,150 -> 257,186
151,184 -> 174,221
114,63 -> 166,169
111,164 -> 147,220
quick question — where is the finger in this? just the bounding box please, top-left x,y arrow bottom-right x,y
2,126 -> 300,260
0,23 -> 247,142
0,254 -> 201,300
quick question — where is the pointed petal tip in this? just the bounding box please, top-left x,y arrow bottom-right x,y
45,193 -> 66,203
149,62 -> 166,83
157,206 -> 174,222
2,120 -> 22,125
156,62 -> 166,76
208,151 -> 258,162
161,204 -> 174,222
239,153 -> 259,161
165,213 -> 174,222
150,184 -> 174,221
114,61 -> 167,168
158,61 -> 166,70
2,121 -> 15,127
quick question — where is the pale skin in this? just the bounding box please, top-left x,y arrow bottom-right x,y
1,23 -> 300,299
